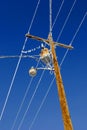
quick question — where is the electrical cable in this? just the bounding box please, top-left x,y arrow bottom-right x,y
11,58 -> 40,130
52,0 -> 64,29
28,76 -> 55,130
0,0 -> 41,121
18,70 -> 45,130
49,0 -> 52,34
60,12 -> 87,67
57,0 -> 77,41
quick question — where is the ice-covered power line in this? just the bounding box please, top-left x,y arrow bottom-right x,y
0,38 -> 27,120
11,78 -> 33,130
52,0 -> 64,29
27,0 -> 41,34
22,44 -> 44,54
0,0 -> 41,121
29,77 -> 55,130
57,0 -> 77,41
49,0 -> 52,33
60,12 -> 87,67
11,59 -> 41,130
18,70 -> 45,130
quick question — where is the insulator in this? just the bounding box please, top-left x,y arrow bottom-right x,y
29,67 -> 37,77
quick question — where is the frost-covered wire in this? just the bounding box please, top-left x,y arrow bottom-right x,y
60,12 -> 87,67
52,0 -> 64,29
18,70 -> 45,130
0,0 -> 41,121
28,76 -> 55,130
11,58 -> 40,130
57,0 -> 77,41
49,0 -> 52,34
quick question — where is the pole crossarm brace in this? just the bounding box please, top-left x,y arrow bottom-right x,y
25,33 -> 74,50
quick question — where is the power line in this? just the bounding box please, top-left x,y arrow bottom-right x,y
49,0 -> 52,33
57,0 -> 77,41
0,0 -> 41,121
18,70 -> 45,130
28,76 -> 55,130
28,0 -> 41,34
0,37 -> 27,120
52,0 -> 64,29
11,78 -> 33,130
28,11 -> 87,130
11,59 -> 40,130
60,12 -> 87,67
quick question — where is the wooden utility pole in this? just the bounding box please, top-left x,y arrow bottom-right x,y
49,33 -> 73,130
26,33 -> 73,130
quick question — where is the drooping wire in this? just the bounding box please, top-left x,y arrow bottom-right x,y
18,70 -> 45,130
22,43 -> 44,54
0,0 -> 41,121
57,0 -> 77,41
52,0 -> 64,30
60,12 -> 87,67
0,55 -> 39,59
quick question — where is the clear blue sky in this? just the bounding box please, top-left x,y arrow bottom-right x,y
0,0 -> 87,130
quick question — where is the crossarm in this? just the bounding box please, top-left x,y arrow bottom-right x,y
25,33 -> 73,50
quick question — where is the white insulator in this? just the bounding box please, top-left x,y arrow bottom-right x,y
29,67 -> 37,77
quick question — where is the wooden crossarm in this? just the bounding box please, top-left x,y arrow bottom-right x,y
25,33 -> 74,50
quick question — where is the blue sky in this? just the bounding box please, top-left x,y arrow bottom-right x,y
0,0 -> 87,130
